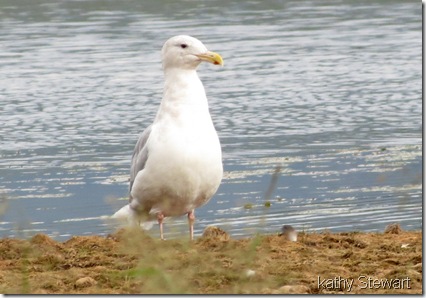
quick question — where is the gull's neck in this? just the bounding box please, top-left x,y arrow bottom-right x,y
154,67 -> 211,124
162,68 -> 207,105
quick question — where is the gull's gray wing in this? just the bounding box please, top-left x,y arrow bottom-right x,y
129,124 -> 152,200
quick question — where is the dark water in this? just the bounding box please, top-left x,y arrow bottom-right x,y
0,0 -> 421,240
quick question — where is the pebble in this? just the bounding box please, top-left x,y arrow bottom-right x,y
384,223 -> 402,234
279,225 -> 298,242
75,277 -> 97,288
245,269 -> 256,277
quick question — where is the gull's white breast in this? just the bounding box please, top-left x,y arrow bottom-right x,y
130,97 -> 223,216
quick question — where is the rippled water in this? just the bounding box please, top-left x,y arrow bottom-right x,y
0,0 -> 421,240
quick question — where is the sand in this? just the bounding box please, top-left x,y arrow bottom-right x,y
0,226 -> 421,294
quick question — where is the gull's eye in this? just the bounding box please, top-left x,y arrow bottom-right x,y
180,44 -> 188,49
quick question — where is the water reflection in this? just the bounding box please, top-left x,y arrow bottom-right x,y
0,0 -> 421,240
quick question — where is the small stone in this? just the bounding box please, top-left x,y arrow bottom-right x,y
279,225 -> 298,241
401,243 -> 409,249
245,269 -> 256,277
384,223 -> 402,234
75,277 -> 97,288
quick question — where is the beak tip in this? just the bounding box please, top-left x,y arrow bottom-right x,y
197,51 -> 224,66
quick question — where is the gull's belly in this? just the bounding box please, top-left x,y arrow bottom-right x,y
131,122 -> 223,216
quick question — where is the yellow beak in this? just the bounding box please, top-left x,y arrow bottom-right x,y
196,51 -> 224,66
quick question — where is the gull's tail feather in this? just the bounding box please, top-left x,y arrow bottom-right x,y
112,204 -> 131,219
111,204 -> 154,230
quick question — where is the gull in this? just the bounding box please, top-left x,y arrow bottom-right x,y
113,35 -> 224,240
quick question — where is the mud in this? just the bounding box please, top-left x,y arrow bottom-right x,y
0,227 -> 421,294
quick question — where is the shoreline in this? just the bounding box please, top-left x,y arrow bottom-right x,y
0,228 -> 422,294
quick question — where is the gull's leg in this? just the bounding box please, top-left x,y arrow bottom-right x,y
157,212 -> 165,240
188,210 -> 195,240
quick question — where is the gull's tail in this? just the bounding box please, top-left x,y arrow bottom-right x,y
111,204 -> 154,230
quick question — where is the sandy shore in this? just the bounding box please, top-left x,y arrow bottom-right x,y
0,226 -> 421,294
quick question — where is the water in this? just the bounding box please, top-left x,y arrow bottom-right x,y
0,0 -> 421,240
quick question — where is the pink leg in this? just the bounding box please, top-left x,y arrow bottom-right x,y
188,210 -> 195,240
157,212 -> 165,240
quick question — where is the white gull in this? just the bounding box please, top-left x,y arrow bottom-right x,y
113,35 -> 224,240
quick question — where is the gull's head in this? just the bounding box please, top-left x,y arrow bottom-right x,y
161,35 -> 224,70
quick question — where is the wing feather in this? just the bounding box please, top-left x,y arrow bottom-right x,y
129,125 -> 152,200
